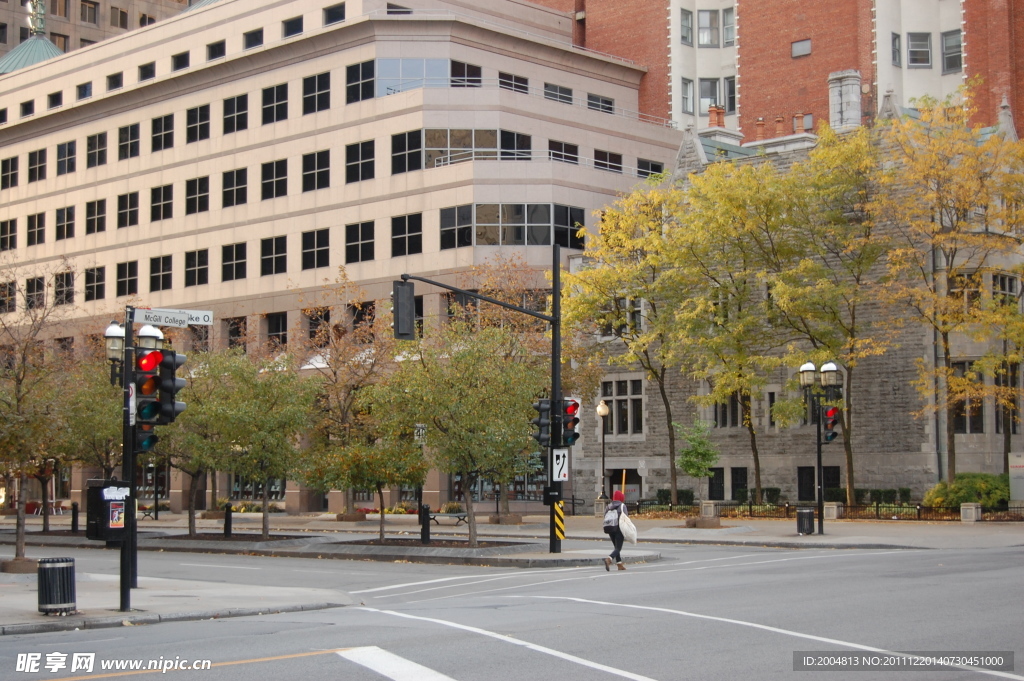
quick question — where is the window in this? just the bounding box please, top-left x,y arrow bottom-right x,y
554,204 -> 585,249
324,2 -> 345,24
594,149 -> 622,173
500,130 -> 531,160
0,219 -> 14,251
84,266 -> 104,301
792,113 -> 813,132
222,168 -> 247,207
111,7 -> 127,29
391,130 -> 422,174
118,123 -> 139,159
301,150 -> 330,192
85,199 -> 105,234
261,159 -> 287,199
52,0 -> 69,17
301,229 -> 329,269
549,140 -> 578,164
54,272 -> 73,305
680,8 -> 692,45
302,72 -> 330,114
724,76 -> 736,114
308,308 -> 330,346
0,108 -> 6,125
186,105 -> 210,143
152,114 -> 173,152
57,141 -> 76,175
0,24 -> 5,45
791,39 -> 811,58
171,51 -> 190,71
117,192 -> 138,227
86,132 -> 106,167
601,379 -> 644,435
107,72 -> 123,91
283,16 -> 303,37
28,149 -> 46,182
587,94 -> 614,113
992,273 -> 1019,304
952,361 -> 984,434
544,83 -> 572,104
698,10 -> 719,47
25,277 -> 44,309
224,94 -> 248,134
995,364 -> 1019,435
262,83 -> 287,124
908,32 -> 931,67
345,140 -> 374,183
1,156 -> 18,189
26,214 -> 44,245
266,312 -> 288,348
440,204 -> 472,250
185,249 -> 208,287
222,243 -> 246,281
139,61 -> 155,81
56,206 -> 75,240
715,391 -> 741,428
346,60 -> 374,103
207,40 -> 226,61
892,33 -> 901,67
699,78 -> 719,115
185,176 -> 209,214
0,281 -> 14,313
451,60 -> 481,87
387,3 -> 411,14
226,317 -> 246,350
50,33 -> 68,51
345,222 -> 374,263
150,184 -> 173,221
76,82 -> 92,100
243,28 -> 263,49
391,213 -> 422,257
637,159 -> 664,178
150,255 -> 172,292
942,30 -> 962,73
190,325 -> 210,354
723,7 -> 735,46
261,236 -> 287,275
116,261 -> 137,296
499,72 -> 528,93
21,100 -> 35,118
139,14 -> 155,26
48,91 -> 63,109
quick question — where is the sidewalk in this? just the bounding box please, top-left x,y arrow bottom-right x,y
1,512 -> 1020,636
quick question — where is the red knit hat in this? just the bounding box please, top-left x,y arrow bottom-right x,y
613,490 -> 625,502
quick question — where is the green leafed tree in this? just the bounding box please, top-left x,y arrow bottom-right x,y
674,419 -> 719,501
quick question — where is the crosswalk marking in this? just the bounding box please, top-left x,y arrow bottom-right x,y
337,647 -> 458,681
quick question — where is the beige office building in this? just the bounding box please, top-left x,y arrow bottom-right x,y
0,0 -> 681,512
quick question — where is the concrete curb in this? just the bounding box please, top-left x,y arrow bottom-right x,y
0,602 -> 346,636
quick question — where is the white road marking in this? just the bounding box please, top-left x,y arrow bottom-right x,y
178,563 -> 261,570
535,597 -> 1024,681
337,646 -> 457,681
351,568 -> 583,595
358,607 -> 661,681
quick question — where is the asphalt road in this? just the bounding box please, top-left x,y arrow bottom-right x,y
1,542 -> 1021,681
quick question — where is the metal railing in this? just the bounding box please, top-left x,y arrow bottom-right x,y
633,500 -> 1024,522
432,148 -> 664,179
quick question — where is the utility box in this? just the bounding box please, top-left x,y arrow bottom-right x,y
85,479 -> 131,542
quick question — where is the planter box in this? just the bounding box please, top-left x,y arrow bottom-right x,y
201,511 -> 225,520
824,502 -> 844,520
488,513 -> 522,525
960,503 -> 982,523
336,512 -> 368,522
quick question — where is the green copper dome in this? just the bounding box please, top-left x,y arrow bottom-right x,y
0,35 -> 64,75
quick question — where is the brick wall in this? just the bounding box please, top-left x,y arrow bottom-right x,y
964,0 -> 1024,138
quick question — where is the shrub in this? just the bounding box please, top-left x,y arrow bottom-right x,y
854,488 -> 869,505
677,489 -> 695,505
656,489 -> 671,505
762,487 -> 781,504
441,501 -> 464,514
733,488 -> 749,504
824,488 -> 846,503
869,489 -> 883,504
898,488 -> 912,504
923,473 -> 1010,508
881,489 -> 898,504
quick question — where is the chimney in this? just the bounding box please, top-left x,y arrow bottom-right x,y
794,113 -> 805,134
828,70 -> 862,132
774,116 -> 784,136
755,117 -> 765,141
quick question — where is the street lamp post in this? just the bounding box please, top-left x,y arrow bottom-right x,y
596,400 -> 610,501
799,361 -> 840,535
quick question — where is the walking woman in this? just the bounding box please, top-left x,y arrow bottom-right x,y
602,490 -> 628,571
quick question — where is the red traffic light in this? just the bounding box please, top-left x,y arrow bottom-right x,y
137,349 -> 164,372
825,407 -> 839,419
564,399 -> 580,417
824,406 -> 840,442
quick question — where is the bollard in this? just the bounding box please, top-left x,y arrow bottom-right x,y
224,503 -> 233,537
419,504 -> 431,545
70,502 -> 79,534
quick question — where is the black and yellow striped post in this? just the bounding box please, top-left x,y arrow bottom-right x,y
552,499 -> 565,550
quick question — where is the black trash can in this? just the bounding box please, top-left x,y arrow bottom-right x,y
38,557 -> 76,615
796,508 -> 815,535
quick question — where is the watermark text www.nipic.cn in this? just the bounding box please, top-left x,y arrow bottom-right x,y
15,653 -> 213,673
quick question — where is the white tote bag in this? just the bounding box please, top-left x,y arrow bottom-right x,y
619,512 -> 638,544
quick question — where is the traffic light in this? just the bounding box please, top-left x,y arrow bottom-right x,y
823,406 -> 840,443
158,350 -> 187,425
135,348 -> 164,452
561,398 -> 581,446
392,280 -> 416,340
136,423 -> 159,452
531,399 -> 551,448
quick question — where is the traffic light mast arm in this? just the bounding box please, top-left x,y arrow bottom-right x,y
399,274 -> 555,324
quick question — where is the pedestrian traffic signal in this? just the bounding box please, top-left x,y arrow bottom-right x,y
531,399 -> 551,448
158,350 -> 187,425
135,348 -> 164,426
561,398 -> 581,446
392,280 -> 416,341
823,406 -> 840,443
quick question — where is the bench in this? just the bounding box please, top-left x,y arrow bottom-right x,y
429,512 -> 468,526
138,507 -> 155,520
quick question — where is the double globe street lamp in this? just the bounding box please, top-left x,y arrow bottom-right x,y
596,400 -> 610,502
799,361 -> 840,535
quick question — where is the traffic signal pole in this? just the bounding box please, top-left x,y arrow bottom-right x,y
398,244 -> 565,553
119,305 -> 135,611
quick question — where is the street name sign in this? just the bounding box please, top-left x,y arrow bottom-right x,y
133,308 -> 214,328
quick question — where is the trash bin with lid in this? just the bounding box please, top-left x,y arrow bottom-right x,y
37,557 -> 76,615
796,508 -> 815,535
